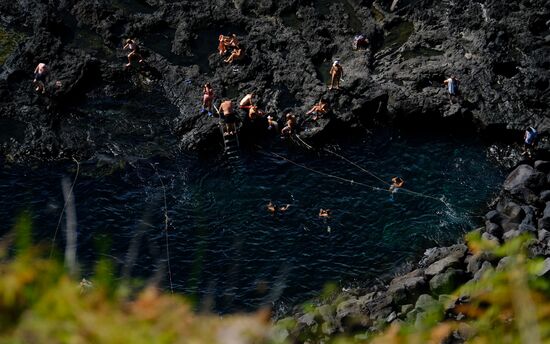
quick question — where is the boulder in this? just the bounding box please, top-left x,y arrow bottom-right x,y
481,232 -> 500,245
317,305 -> 338,335
387,270 -> 427,305
424,255 -> 461,277
429,268 -> 466,295
501,202 -> 525,224
538,229 -> 550,242
538,202 -> 550,230
473,261 -> 494,281
414,294 -> 439,312
496,256 -> 513,271
535,160 -> 550,173
540,190 -> 550,202
503,165 -> 535,191
419,244 -> 468,267
485,221 -> 503,238
503,229 -> 522,241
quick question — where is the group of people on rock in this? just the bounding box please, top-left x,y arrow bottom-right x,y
218,34 -> 244,64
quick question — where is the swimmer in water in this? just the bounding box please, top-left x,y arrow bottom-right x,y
389,177 -> 404,201
319,209 -> 331,218
267,201 -> 290,214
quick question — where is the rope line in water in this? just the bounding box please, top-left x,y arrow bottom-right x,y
50,157 -> 80,259
150,163 -> 174,294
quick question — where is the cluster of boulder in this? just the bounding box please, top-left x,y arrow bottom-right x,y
282,159 -> 550,343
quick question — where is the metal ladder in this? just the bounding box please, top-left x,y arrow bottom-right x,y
219,120 -> 240,160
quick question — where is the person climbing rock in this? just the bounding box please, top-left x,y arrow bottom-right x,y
523,126 -> 538,158
281,113 -> 296,137
33,62 -> 48,94
219,99 -> 237,136
246,105 -> 265,120
443,75 -> 460,104
306,99 -> 329,120
267,115 -> 279,132
389,177 -> 405,201
267,201 -> 290,214
353,35 -> 369,50
201,83 -> 214,116
319,209 -> 331,218
225,47 -> 244,64
123,39 -> 144,67
329,60 -> 343,90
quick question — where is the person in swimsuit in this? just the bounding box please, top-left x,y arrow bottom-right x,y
201,83 -> 214,116
219,100 -> 237,136
267,201 -> 290,215
267,115 -> 279,132
319,209 -> 331,218
239,93 -> 255,120
281,113 -> 296,136
225,47 -> 244,63
389,177 -> 405,201
33,62 -> 48,94
329,60 -> 343,90
306,99 -> 329,120
123,39 -> 144,67
218,35 -> 230,55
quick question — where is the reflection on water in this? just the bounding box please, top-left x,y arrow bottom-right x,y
0,130 -> 503,312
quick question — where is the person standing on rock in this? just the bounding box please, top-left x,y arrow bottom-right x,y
201,83 -> 214,116
329,60 -> 343,90
33,62 -> 48,94
523,126 -> 538,158
123,39 -> 144,67
281,113 -> 297,137
443,75 -> 460,104
219,99 -> 237,136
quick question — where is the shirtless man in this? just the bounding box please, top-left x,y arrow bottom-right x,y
123,39 -> 144,67
228,34 -> 240,48
225,47 -> 244,63
329,60 -> 343,90
306,99 -> 329,120
281,113 -> 296,136
319,209 -> 331,218
218,35 -> 231,55
219,99 -> 237,136
389,177 -> 404,200
33,62 -> 48,94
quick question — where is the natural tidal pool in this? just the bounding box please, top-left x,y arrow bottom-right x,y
0,130 -> 503,313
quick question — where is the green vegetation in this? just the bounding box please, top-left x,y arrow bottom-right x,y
0,27 -> 24,65
2,215 -> 550,343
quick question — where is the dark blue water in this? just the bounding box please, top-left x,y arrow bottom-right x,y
0,131 -> 503,313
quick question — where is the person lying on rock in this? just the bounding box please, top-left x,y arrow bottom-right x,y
219,99 -> 237,136
201,83 -> 214,116
281,113 -> 297,137
443,75 -> 460,104
224,47 -> 244,64
123,39 -> 144,67
267,201 -> 290,214
329,60 -> 343,90
33,62 -> 48,94
389,177 -> 405,201
306,99 -> 329,121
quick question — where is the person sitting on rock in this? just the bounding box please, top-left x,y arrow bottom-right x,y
353,35 -> 369,50
218,35 -> 232,55
306,99 -> 329,121
267,115 -> 279,132
123,39 -> 144,67
319,209 -> 331,218
329,60 -> 343,90
443,75 -> 460,104
281,113 -> 297,137
201,83 -> 214,116
219,99 -> 237,136
523,126 -> 538,158
389,177 -> 405,200
239,92 -> 255,119
225,47 -> 244,64
245,105 -> 265,120
33,62 -> 48,94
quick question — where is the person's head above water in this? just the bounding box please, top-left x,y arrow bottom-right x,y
333,60 -> 340,66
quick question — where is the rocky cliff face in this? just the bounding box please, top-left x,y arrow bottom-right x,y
0,0 -> 549,160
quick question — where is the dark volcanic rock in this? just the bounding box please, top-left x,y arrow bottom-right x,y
2,0 -> 550,161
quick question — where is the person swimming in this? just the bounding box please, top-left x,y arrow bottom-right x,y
319,209 -> 331,218
389,177 -> 405,201
267,201 -> 290,214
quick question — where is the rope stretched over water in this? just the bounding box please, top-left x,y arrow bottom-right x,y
50,157 -> 80,258
150,163 -> 174,294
